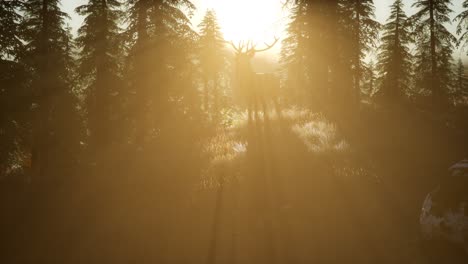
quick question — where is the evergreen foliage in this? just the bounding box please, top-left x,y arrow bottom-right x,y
455,0 -> 468,52
197,9 -> 226,117
22,0 -> 82,180
338,0 -> 380,105
0,0 -> 27,175
411,0 -> 456,107
123,0 -> 197,143
363,60 -> 376,98
76,0 -> 123,147
281,2 -> 309,105
375,0 -> 412,103
282,0 -> 379,110
0,0 -> 24,60
453,58 -> 468,104
281,0 -> 343,108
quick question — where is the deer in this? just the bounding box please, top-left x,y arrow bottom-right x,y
227,38 -> 282,126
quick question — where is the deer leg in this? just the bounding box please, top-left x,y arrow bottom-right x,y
261,95 -> 269,125
204,79 -> 209,112
273,96 -> 282,122
253,93 -> 259,124
248,100 -> 253,125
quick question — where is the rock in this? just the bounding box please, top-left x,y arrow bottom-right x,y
420,160 -> 468,254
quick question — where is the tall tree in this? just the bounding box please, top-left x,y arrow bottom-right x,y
326,0 -> 343,106
411,0 -> 456,108
197,9 -> 225,117
375,0 -> 412,103
22,0 -> 82,181
76,0 -> 123,148
363,60 -> 376,98
339,0 -> 379,106
305,0 -> 331,107
124,0 -> 196,143
282,0 -> 342,109
453,58 -> 468,104
281,1 -> 309,105
454,0 -> 468,52
124,0 -> 151,142
0,0 -> 27,175
0,0 -> 24,60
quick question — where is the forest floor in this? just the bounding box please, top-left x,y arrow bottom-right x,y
192,108 -> 429,264
1,106 -> 467,263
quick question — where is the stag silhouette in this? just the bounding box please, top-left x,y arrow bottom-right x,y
228,38 -> 281,125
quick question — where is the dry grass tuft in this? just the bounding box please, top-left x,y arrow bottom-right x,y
287,108 -> 349,154
200,129 -> 247,189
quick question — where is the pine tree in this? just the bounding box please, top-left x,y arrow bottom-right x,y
124,0 -> 196,142
76,0 -> 123,148
411,0 -> 456,108
281,0 -> 341,108
339,0 -> 380,106
0,0 -> 27,175
122,0 -> 151,142
0,0 -> 24,60
0,59 -> 29,176
363,60 -> 376,98
149,0 -> 197,120
455,0 -> 468,52
453,58 -> 468,104
305,0 -> 331,106
281,2 -> 309,105
326,0 -> 343,104
375,0 -> 412,103
197,9 -> 225,117
22,0 -> 82,180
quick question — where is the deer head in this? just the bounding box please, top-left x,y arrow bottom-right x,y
228,37 -> 279,74
227,38 -> 279,93
226,37 -> 281,120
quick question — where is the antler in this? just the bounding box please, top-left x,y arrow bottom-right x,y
229,40 -> 245,53
251,37 -> 279,53
225,37 -> 279,54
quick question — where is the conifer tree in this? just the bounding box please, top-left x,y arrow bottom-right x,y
281,2 -> 309,104
411,0 -> 456,108
76,0 -> 123,147
22,0 -> 82,180
0,0 -> 24,60
363,60 -> 376,98
282,0 -> 341,107
453,58 -> 468,104
197,9 -> 225,117
455,0 -> 468,52
0,0 -> 27,174
124,0 -> 196,142
375,0 -> 412,103
339,0 -> 380,106
305,0 -> 331,105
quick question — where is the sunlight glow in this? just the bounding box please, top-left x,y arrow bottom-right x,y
199,0 -> 288,44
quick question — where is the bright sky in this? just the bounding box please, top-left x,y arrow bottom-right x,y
62,0 -> 466,59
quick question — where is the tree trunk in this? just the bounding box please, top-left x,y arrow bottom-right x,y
355,0 -> 361,107
92,0 -> 111,148
429,0 -> 439,107
327,0 -> 340,108
135,0 -> 150,144
204,78 -> 209,112
32,0 -> 51,181
212,73 -> 219,121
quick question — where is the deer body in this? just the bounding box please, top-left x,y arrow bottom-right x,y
229,39 -> 281,124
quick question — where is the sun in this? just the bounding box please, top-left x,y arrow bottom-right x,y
199,0 -> 289,45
